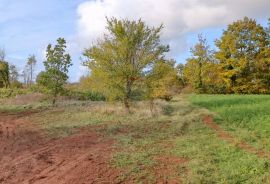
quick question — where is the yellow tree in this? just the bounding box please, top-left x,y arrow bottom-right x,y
146,59 -> 180,101
215,17 -> 268,93
184,35 -> 215,93
83,17 -> 169,111
254,18 -> 270,93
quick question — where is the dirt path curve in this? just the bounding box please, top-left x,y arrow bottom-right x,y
0,112 -> 120,184
203,116 -> 268,158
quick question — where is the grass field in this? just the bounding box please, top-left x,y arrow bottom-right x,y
31,95 -> 270,182
1,94 -> 270,183
190,95 -> 270,151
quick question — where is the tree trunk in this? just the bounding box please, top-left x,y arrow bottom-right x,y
124,97 -> 130,113
197,61 -> 203,93
124,79 -> 132,113
52,97 -> 56,105
149,99 -> 155,117
30,64 -> 33,85
52,90 -> 57,105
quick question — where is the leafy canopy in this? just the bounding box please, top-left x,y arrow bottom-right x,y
215,17 -> 269,93
146,59 -> 180,101
83,17 -> 169,109
38,38 -> 72,104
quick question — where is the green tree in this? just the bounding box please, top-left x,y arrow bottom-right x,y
9,64 -> 19,83
184,35 -> 214,93
0,49 -> 10,88
9,64 -> 22,89
266,18 -> 270,44
40,38 -> 72,104
215,17 -> 269,93
83,17 -> 169,111
176,63 -> 186,87
26,55 -> 37,85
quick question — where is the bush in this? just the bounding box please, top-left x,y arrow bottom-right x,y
65,90 -> 105,101
162,104 -> 174,115
0,88 -> 29,99
10,81 -> 23,89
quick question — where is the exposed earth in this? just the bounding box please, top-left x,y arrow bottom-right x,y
0,112 -> 119,184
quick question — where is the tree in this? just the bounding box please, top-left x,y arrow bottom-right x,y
78,74 -> 92,92
83,17 -> 169,111
9,64 -> 22,89
9,64 -> 19,83
23,55 -> 37,85
146,59 -> 179,101
184,35 -> 214,93
22,68 -> 28,85
256,18 -> 270,93
267,18 -> 270,42
40,38 -> 72,104
26,55 -> 37,85
0,49 -> 10,88
215,17 -> 269,93
176,63 -> 186,87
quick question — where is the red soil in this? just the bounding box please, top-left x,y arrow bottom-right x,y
203,115 -> 268,158
0,112 -> 120,184
0,111 -> 189,184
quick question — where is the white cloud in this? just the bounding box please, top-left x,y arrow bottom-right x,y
75,0 -> 270,58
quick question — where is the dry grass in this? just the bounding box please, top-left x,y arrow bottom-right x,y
88,100 -> 166,117
0,93 -> 45,105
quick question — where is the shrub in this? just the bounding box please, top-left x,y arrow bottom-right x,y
65,90 -> 105,101
10,81 -> 23,89
162,104 -> 174,115
0,88 -> 29,99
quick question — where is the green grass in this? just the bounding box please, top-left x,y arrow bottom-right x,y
189,95 -> 270,151
106,96 -> 270,183
173,120 -> 270,183
15,95 -> 270,183
189,95 -> 270,128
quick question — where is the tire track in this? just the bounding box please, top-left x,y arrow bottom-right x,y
203,115 -> 269,158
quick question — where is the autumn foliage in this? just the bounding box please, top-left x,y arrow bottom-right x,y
184,17 -> 270,94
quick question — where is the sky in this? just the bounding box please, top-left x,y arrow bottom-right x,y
0,0 -> 269,82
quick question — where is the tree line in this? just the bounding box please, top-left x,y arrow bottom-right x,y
0,16 -> 269,109
183,17 -> 270,94
0,50 -> 37,88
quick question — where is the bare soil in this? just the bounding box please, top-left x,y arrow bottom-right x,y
0,111 -> 189,184
0,112 -> 120,184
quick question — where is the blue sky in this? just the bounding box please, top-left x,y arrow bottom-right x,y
0,0 -> 85,81
0,0 -> 269,82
